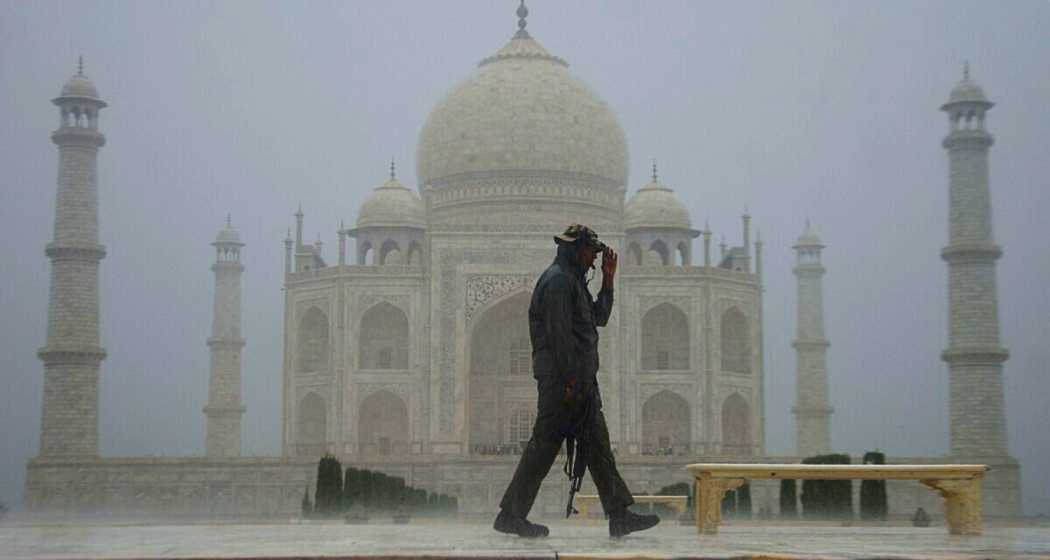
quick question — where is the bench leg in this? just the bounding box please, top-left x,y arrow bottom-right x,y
694,477 -> 744,534
920,478 -> 983,535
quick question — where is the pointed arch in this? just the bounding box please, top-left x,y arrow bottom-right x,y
647,239 -> 669,266
358,241 -> 373,265
297,307 -> 329,373
676,241 -> 689,266
641,303 -> 690,371
468,290 -> 531,451
406,241 -> 423,265
297,392 -> 327,457
506,407 -> 536,449
626,242 -> 643,266
358,390 -> 409,456
359,302 -> 409,369
642,390 -> 691,455
379,239 -> 402,265
721,306 -> 751,374
721,393 -> 752,456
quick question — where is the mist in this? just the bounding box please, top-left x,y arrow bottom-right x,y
1,0 -> 1048,516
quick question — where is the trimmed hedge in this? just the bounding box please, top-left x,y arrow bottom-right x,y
314,454 -> 344,517
800,453 -> 852,520
301,484 -> 313,517
860,451 -> 888,521
779,479 -> 797,518
312,457 -> 458,516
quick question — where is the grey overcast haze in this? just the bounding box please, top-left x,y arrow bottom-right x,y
1,0 -> 1048,515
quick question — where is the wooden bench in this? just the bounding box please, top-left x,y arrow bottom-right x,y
574,494 -> 688,518
684,463 -> 989,535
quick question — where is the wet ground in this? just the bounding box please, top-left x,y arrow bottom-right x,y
2,519 -> 1049,559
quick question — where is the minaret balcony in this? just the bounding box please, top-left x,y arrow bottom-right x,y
206,337 -> 246,349
941,346 -> 1009,365
37,345 -> 106,365
51,127 -> 105,147
940,243 -> 1002,263
45,242 -> 106,262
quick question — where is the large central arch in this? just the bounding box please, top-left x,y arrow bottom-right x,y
468,291 -> 533,454
358,390 -> 409,456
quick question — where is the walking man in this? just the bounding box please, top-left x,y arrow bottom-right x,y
493,224 -> 660,538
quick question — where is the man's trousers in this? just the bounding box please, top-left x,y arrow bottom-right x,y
498,376 -> 634,518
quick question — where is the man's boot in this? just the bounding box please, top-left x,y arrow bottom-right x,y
493,509 -> 550,538
609,507 -> 660,538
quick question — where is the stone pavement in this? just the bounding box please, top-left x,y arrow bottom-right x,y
2,519 -> 1049,560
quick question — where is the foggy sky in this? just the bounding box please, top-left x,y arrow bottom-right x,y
1,1 -> 1048,514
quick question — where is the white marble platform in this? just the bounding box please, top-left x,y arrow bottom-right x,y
2,519 -> 1049,560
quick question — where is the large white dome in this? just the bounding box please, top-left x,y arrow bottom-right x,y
416,31 -> 628,192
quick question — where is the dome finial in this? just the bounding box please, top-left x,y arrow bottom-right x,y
226,213 -> 232,228
651,159 -> 658,183
390,157 -> 396,180
963,60 -> 970,81
77,55 -> 84,76
515,0 -> 530,38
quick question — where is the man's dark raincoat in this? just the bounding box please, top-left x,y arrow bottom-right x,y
497,241 -> 634,518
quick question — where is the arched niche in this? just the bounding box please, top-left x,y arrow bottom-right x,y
358,390 -> 409,456
297,392 -> 327,457
642,390 -> 691,455
641,303 -> 690,371
721,393 -> 751,456
297,307 -> 330,373
720,307 -> 751,374
468,291 -> 531,452
359,302 -> 409,369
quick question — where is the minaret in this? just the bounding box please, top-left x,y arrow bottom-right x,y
792,220 -> 833,456
940,64 -> 1009,457
36,59 -> 108,457
203,215 -> 246,457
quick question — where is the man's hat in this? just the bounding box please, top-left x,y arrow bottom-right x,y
554,224 -> 605,250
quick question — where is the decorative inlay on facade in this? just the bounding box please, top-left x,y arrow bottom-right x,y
359,293 -> 411,312
465,274 -> 532,323
639,383 -> 694,405
354,382 -> 411,404
639,295 -> 692,317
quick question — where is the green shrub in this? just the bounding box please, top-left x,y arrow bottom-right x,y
314,454 -> 343,517
779,479 -> 797,518
721,489 -> 737,517
800,453 -> 852,520
860,451 -> 888,521
738,482 -> 752,517
301,484 -> 313,517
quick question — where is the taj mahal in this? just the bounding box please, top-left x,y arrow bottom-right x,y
25,4 -> 1021,518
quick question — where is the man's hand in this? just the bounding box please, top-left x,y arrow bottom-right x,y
564,375 -> 596,403
601,247 -> 618,279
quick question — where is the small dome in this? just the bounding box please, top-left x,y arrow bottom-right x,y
215,216 -> 242,244
796,220 -> 822,246
944,64 -> 991,107
59,73 -> 101,100
624,178 -> 691,230
948,79 -> 988,104
216,227 -> 241,243
356,177 -> 425,229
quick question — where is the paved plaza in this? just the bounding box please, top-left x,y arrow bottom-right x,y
2,519 -> 1049,560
